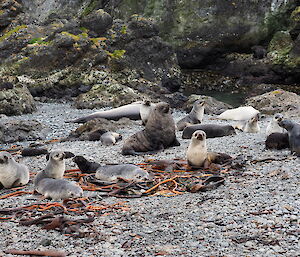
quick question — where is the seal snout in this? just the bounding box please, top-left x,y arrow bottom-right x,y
193,130 -> 206,141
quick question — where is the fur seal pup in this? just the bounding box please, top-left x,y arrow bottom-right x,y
177,100 -> 205,131
266,113 -> 285,136
122,102 -> 180,155
67,102 -> 142,123
95,164 -> 150,182
100,132 -> 122,146
187,130 -> 207,168
73,156 -> 101,173
218,106 -> 260,121
0,152 -> 29,188
35,179 -> 83,201
236,114 -> 260,133
279,119 -> 300,156
265,133 -> 289,150
186,130 -> 232,168
140,100 -> 155,125
34,151 -> 83,200
182,124 -> 236,139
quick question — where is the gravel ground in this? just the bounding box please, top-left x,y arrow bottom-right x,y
0,101 -> 299,257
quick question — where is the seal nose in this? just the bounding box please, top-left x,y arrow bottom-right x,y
196,134 -> 203,140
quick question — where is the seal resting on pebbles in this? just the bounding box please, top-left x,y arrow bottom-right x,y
177,100 -> 205,131
182,124 -> 236,139
95,164 -> 150,182
235,114 -> 260,133
34,150 -> 83,200
122,102 -> 180,155
266,113 -> 285,136
100,132 -> 122,146
218,106 -> 259,121
0,151 -> 29,188
279,119 -> 300,156
265,133 -> 289,150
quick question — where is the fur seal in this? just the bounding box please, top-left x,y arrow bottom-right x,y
122,102 -> 180,155
187,130 -> 207,168
186,130 -> 232,168
235,114 -> 260,133
0,152 -> 29,188
177,100 -> 205,131
100,132 -> 122,146
279,119 -> 300,156
73,156 -> 101,173
95,164 -> 150,182
35,179 -> 83,200
266,113 -> 285,136
34,151 -> 83,200
218,106 -> 260,121
182,124 -> 236,139
265,133 -> 289,150
67,102 -> 142,123
140,100 -> 155,125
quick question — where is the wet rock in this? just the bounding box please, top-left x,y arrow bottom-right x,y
0,83 -> 36,116
0,118 -> 50,143
64,117 -> 132,141
245,89 -> 300,115
183,94 -> 232,115
80,9 -> 113,37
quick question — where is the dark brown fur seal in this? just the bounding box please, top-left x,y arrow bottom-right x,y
279,119 -> 300,156
73,156 -> 101,173
182,124 -> 236,139
265,133 -> 289,150
122,102 -> 180,155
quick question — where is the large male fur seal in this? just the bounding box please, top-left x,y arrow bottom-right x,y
68,102 -> 142,123
218,106 -> 260,121
182,124 -> 236,139
0,152 -> 29,188
279,119 -> 300,156
122,102 -> 180,155
266,113 -> 285,136
34,151 -> 83,200
95,164 -> 150,182
177,100 -> 205,131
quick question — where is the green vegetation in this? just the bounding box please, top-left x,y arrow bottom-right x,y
107,50 -> 126,59
291,6 -> 300,22
120,25 -> 127,34
0,25 -> 27,42
28,37 -> 49,45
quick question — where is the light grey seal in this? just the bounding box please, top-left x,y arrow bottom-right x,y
182,124 -> 236,139
35,179 -> 83,200
140,100 -> 156,125
279,119 -> 300,156
100,132 -> 122,146
122,102 -> 180,155
34,150 -> 83,200
95,164 -> 150,182
266,113 -> 285,136
235,114 -> 260,133
177,100 -> 205,131
218,106 -> 260,121
67,102 -> 142,123
0,151 -> 29,188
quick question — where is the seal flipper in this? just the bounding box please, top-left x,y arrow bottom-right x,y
170,138 -> 181,147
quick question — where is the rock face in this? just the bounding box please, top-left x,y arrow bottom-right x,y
0,82 -> 36,115
245,89 -> 300,115
0,118 -> 50,143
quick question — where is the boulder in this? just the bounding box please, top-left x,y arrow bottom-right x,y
245,89 -> 300,115
0,118 -> 50,143
0,82 -> 36,115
